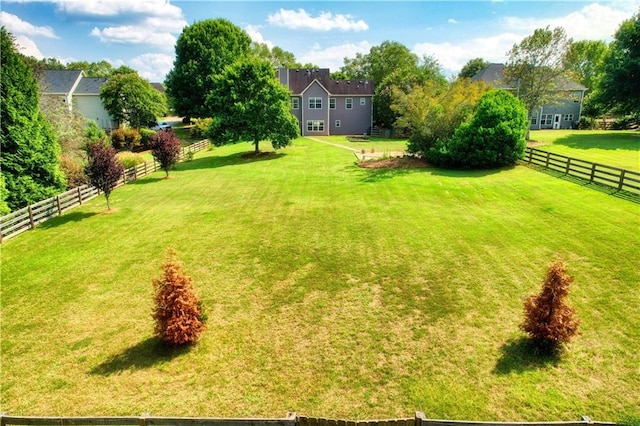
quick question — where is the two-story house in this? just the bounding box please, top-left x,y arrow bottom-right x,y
471,63 -> 587,130
277,68 -> 374,136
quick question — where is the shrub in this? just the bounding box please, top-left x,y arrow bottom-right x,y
521,258 -> 580,354
109,126 -> 142,151
116,151 -> 146,169
433,90 -> 528,169
149,129 -> 181,178
85,121 -> 107,143
152,249 -> 205,346
190,117 -> 213,139
85,140 -> 124,210
60,154 -> 88,189
139,128 -> 157,150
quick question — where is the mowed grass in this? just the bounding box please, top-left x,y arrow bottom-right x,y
529,130 -> 640,171
1,137 -> 639,421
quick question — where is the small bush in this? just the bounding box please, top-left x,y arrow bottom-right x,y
85,121 -> 107,144
521,258 -> 580,354
190,117 -> 213,139
109,127 -> 142,151
139,128 -> 157,150
60,154 -> 88,189
116,151 -> 146,169
152,249 -> 205,347
149,129 -> 181,177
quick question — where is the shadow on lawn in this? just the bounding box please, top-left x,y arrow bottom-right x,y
38,211 -> 97,229
357,164 -> 512,183
175,150 -> 286,172
493,336 -> 560,375
551,133 -> 640,151
90,337 -> 192,376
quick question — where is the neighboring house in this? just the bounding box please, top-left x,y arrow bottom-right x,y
471,63 -> 587,130
39,69 -> 117,130
277,67 -> 374,136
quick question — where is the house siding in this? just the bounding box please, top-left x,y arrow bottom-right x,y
301,82 -> 330,136
74,95 -> 117,130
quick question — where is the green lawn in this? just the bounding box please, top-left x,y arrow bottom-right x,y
529,130 -> 640,171
1,137 -> 639,421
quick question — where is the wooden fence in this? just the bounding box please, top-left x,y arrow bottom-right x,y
0,413 -> 615,426
522,147 -> 640,195
0,140 -> 209,243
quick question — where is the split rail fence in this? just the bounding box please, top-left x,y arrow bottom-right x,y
523,147 -> 640,195
0,412 -> 616,426
0,140 -> 209,243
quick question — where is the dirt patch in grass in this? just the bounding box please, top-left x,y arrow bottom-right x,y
526,140 -> 549,147
357,156 -> 430,169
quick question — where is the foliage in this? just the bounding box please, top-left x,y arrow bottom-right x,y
59,154 -> 88,189
65,60 -> 114,77
165,19 -> 252,119
393,78 -> 489,156
249,42 -> 299,68
504,26 -> 572,130
0,173 -> 10,216
618,417 -> 640,426
458,57 -> 490,79
85,140 -> 124,210
204,58 -> 299,153
521,258 -> 580,354
190,117 -> 214,139
139,128 -> 157,150
109,126 -> 142,151
100,71 -> 167,129
439,90 -> 528,168
152,249 -> 205,347
593,10 -> 640,115
149,129 -> 182,178
85,121 -> 107,143
563,40 -> 608,91
0,27 -> 66,211
116,151 -> 146,169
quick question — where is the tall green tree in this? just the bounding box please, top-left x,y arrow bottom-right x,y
204,58 -> 299,153
458,57 -> 490,79
165,19 -> 252,119
250,42 -> 299,68
504,26 -> 572,138
563,40 -> 608,91
0,27 -> 65,211
100,71 -> 167,129
594,10 -> 640,115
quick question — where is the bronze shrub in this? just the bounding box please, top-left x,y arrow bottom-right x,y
521,258 -> 580,354
152,249 -> 205,346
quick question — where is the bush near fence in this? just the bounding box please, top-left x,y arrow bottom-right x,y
0,140 -> 210,243
0,412 -> 616,426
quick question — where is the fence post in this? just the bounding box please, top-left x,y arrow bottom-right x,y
139,413 -> 149,426
144,162 -> 148,176
565,157 -> 571,175
590,164 -> 597,183
56,195 -> 62,215
528,148 -> 533,163
414,412 -> 426,426
545,151 -> 551,168
78,187 -> 83,205
618,170 -> 626,191
28,205 -> 35,230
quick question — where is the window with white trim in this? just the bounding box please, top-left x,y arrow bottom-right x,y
530,112 -> 538,125
308,97 -> 322,109
540,114 -> 553,125
360,97 -> 366,106
563,114 -> 574,121
306,120 -> 324,132
329,98 -> 336,109
346,98 -> 353,109
291,98 -> 299,110
335,120 -> 341,128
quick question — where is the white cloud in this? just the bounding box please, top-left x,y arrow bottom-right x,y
245,25 -> 273,49
448,18 -> 459,24
268,9 -> 368,32
13,34 -> 43,59
90,15 -> 186,51
54,0 -> 183,19
298,41 -> 372,71
129,53 -> 174,82
0,11 -> 58,38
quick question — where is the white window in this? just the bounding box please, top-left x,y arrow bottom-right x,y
335,120 -> 341,128
291,98 -> 299,110
330,98 -> 336,109
306,120 -> 324,132
530,112 -> 538,125
308,97 -> 322,109
360,97 -> 366,105
563,114 -> 574,121
346,98 -> 353,109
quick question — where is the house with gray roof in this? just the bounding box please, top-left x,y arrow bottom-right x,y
472,63 -> 587,130
39,69 -> 117,130
277,68 -> 374,136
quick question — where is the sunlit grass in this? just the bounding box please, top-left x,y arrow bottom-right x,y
1,137 -> 638,421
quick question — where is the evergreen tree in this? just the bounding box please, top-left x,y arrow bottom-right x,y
0,27 -> 65,211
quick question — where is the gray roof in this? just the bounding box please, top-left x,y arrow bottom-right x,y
75,77 -> 108,94
280,68 -> 374,96
39,69 -> 83,94
472,63 -> 586,91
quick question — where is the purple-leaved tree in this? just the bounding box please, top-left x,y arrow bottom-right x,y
85,141 -> 124,210
149,129 -> 181,178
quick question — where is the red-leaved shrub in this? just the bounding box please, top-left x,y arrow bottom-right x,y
152,249 -> 205,346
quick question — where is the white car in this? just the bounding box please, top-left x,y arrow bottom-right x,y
152,121 -> 171,131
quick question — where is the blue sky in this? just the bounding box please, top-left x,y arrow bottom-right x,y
1,0 -> 636,82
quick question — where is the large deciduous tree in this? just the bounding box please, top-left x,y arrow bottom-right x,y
594,10 -> 640,115
0,27 -> 65,212
100,71 -> 167,129
504,26 -> 572,138
458,57 -> 490,79
563,40 -> 608,91
204,58 -> 299,153
85,141 -> 124,210
165,19 -> 252,119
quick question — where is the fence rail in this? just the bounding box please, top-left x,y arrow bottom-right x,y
0,413 -> 615,426
523,147 -> 640,195
0,140 -> 210,243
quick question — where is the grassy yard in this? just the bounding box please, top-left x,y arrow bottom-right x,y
529,130 -> 640,171
1,137 -> 639,421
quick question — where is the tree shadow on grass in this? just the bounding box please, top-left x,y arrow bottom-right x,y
550,133 -> 640,151
90,337 -> 192,376
493,336 -> 561,375
38,211 -> 97,229
127,176 -> 166,186
174,150 -> 286,172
